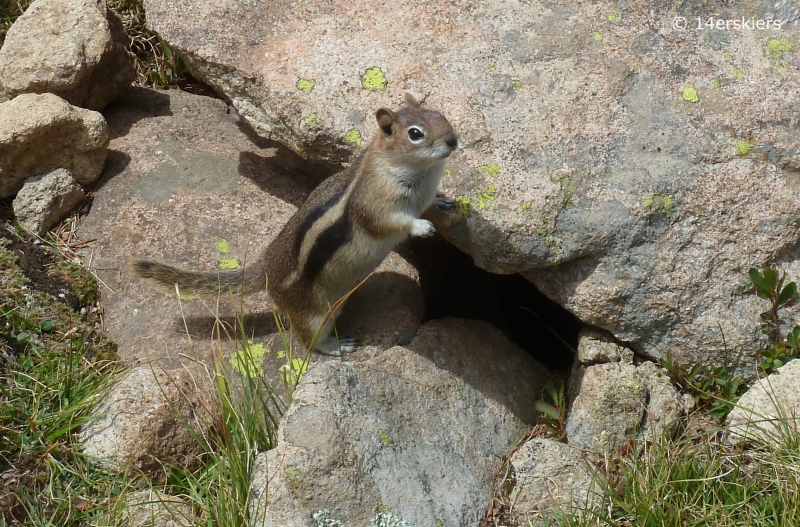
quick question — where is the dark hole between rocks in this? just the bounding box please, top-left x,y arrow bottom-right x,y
237,140 -> 583,371
399,237 -> 580,372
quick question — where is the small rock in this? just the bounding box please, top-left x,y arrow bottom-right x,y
249,318 -> 550,527
120,489 -> 196,527
0,93 -> 109,198
566,361 -> 683,451
576,328 -> 632,365
727,359 -> 800,445
80,365 -> 214,480
637,361 -> 685,440
0,0 -> 135,110
13,169 -> 85,235
508,438 -> 601,526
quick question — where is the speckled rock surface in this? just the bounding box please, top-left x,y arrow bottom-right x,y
76,87 -> 424,369
575,328 -> 632,365
0,93 -> 108,198
727,358 -> 800,445
508,438 -> 601,526
142,0 -> 800,373
13,169 -> 85,235
249,318 -> 550,527
0,0 -> 135,110
566,360 -> 684,451
79,365 -> 213,480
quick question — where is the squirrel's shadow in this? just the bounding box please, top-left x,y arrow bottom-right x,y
180,312 -> 280,342
178,271 -> 420,345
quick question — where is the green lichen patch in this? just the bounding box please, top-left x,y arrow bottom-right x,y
304,113 -> 321,127
361,67 -> 388,91
642,193 -> 676,218
215,239 -> 230,254
511,79 -> 523,91
736,138 -> 753,156
535,225 -> 559,251
711,78 -> 721,91
283,466 -> 303,492
487,64 -> 497,73
660,196 -> 676,218
556,175 -> 576,209
475,184 -> 497,211
332,91 -> 344,99
218,258 -> 240,270
230,341 -> 270,378
342,128 -> 363,148
732,67 -> 743,81
371,508 -> 411,527
178,293 -> 199,301
279,358 -> 310,387
607,9 -> 618,21
766,37 -> 792,61
379,429 -> 395,448
455,195 -> 471,216
592,31 -> 603,42
296,78 -> 315,93
521,201 -> 533,213
478,163 -> 501,177
682,86 -> 699,103
624,378 -> 644,392
314,509 -> 345,527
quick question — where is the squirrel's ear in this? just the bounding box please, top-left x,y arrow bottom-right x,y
375,108 -> 397,137
404,92 -> 421,107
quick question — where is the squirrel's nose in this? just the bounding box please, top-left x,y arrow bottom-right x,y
444,132 -> 458,150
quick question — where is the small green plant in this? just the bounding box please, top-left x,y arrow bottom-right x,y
750,266 -> 800,373
535,377 -> 568,440
660,349 -> 745,419
150,41 -> 188,89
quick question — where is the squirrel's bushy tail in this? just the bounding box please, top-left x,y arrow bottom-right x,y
132,260 -> 266,296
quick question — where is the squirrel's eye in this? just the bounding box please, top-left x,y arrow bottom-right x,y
407,127 -> 425,142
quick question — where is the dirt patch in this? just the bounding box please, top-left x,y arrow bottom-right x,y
0,229 -> 99,312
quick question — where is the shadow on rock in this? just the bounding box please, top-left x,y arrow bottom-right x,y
238,150 -> 337,208
102,87 -> 173,140
181,311 -> 280,342
92,149 -> 131,191
178,271 -> 421,350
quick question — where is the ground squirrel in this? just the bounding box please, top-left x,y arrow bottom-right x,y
134,93 -> 458,355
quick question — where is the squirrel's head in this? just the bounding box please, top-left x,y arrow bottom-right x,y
373,93 -> 458,165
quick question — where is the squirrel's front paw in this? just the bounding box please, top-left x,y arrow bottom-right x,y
435,193 -> 456,212
410,219 -> 435,237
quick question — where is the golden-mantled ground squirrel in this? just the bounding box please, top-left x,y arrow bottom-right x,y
134,93 -> 458,355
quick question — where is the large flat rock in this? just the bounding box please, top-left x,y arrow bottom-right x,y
77,87 -> 424,368
142,0 -> 800,372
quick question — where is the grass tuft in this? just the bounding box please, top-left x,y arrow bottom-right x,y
556,419 -> 800,527
0,225 -> 124,526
